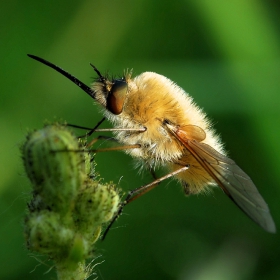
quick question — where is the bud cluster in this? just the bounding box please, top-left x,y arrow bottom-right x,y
22,124 -> 119,278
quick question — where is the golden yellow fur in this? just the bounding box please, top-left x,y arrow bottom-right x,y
101,72 -> 224,194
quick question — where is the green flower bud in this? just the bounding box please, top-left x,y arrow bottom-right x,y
25,211 -> 75,257
75,180 -> 120,235
22,125 -> 88,213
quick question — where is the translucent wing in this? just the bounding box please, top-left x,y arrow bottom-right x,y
167,123 -> 276,233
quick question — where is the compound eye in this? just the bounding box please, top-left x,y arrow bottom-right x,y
107,80 -> 127,115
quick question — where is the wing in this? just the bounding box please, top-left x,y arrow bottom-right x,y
166,123 -> 276,233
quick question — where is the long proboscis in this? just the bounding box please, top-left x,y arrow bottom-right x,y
27,54 -> 96,100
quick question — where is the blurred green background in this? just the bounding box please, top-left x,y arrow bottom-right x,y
1,0 -> 280,279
